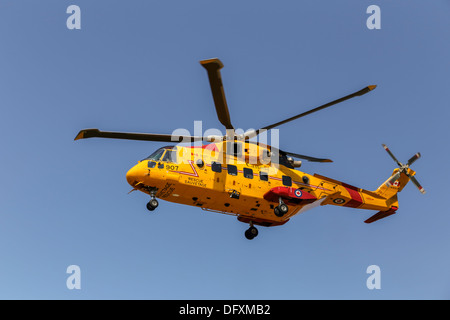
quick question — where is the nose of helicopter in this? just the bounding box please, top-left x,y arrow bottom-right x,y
126,163 -> 145,187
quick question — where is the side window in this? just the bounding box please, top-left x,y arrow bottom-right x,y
243,168 -> 253,179
227,165 -> 238,176
282,175 -> 292,187
148,161 -> 156,168
259,171 -> 268,181
211,162 -> 222,173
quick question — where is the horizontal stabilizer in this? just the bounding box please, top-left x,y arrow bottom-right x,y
364,207 -> 397,224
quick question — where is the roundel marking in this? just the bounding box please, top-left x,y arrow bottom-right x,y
333,198 -> 346,204
294,189 -> 302,198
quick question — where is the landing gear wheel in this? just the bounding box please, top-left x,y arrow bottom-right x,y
245,226 -> 258,240
274,203 -> 288,217
146,198 -> 159,211
274,206 -> 282,217
279,203 -> 288,215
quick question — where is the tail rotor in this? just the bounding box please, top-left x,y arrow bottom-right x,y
382,144 -> 426,194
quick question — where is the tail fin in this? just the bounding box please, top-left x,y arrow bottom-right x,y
364,145 -> 425,224
373,168 -> 414,199
365,168 -> 415,224
379,144 -> 426,195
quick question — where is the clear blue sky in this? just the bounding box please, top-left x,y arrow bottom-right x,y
1,0 -> 449,299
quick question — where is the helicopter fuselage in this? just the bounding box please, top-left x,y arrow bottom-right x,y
125,141 -> 401,227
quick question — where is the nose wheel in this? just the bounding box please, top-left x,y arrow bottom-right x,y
245,223 -> 259,240
146,187 -> 159,212
146,198 -> 159,211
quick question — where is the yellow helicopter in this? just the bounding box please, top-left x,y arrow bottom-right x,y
75,58 -> 425,239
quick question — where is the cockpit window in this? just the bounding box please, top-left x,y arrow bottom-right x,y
143,146 -> 177,163
144,148 -> 165,161
162,150 -> 177,163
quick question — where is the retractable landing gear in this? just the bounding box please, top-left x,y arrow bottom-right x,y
146,198 -> 159,211
146,187 -> 159,212
274,197 -> 289,217
245,222 -> 259,240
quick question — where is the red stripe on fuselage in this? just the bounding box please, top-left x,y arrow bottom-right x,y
343,186 -> 363,208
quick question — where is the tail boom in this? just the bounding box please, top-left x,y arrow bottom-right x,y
317,144 -> 424,223
315,174 -> 398,213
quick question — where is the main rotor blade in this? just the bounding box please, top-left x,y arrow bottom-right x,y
74,129 -> 204,143
407,152 -> 421,166
382,144 -> 403,167
279,149 -> 333,163
200,58 -> 234,130
259,85 -> 377,131
406,173 -> 426,194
